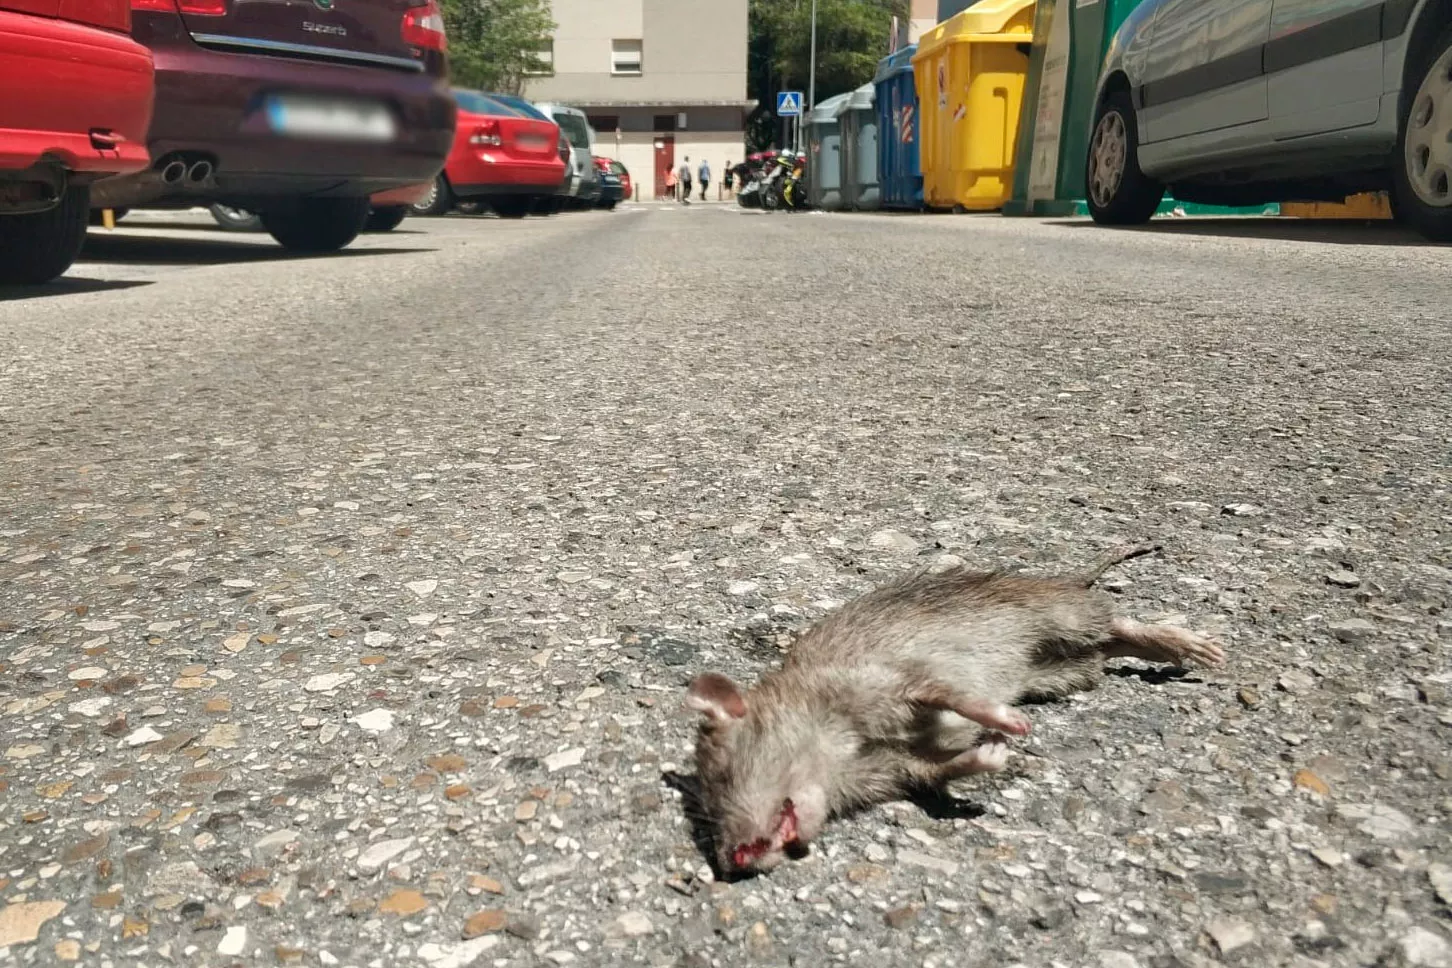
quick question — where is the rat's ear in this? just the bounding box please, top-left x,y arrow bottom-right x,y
685,673 -> 747,723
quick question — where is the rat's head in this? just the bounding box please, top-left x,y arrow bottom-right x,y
685,672 -> 835,877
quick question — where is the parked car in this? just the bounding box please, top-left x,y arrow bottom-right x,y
532,102 -> 600,209
87,0 -> 456,253
592,156 -> 623,209
0,0 -> 154,283
1087,0 -> 1452,241
411,89 -> 568,218
612,159 -> 633,202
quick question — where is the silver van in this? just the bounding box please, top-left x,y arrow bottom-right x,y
1087,0 -> 1452,241
533,103 -> 600,208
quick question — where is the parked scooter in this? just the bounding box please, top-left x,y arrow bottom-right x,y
762,151 -> 808,211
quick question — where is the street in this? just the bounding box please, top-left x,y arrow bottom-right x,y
2,207 -> 1450,968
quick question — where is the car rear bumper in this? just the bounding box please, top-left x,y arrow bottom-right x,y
0,10 -> 153,176
448,156 -> 566,196
96,12 -> 454,205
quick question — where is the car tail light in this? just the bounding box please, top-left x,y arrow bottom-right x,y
402,0 -> 447,52
62,0 -> 131,32
557,134 -> 569,163
130,0 -> 174,11
469,121 -> 502,147
177,0 -> 226,13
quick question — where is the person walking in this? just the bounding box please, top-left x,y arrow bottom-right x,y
723,160 -> 734,197
697,158 -> 711,201
678,156 -> 693,204
664,166 -> 677,201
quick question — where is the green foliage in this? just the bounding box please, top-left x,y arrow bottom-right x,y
441,0 -> 556,94
748,0 -> 906,150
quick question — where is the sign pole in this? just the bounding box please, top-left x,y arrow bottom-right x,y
808,0 -> 817,114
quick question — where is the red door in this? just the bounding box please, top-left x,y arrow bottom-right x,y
653,136 -> 675,200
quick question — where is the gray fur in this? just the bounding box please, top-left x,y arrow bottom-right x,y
686,555 -> 1225,875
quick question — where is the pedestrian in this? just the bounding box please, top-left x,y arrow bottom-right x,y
664,166 -> 677,201
723,160 -> 735,196
678,156 -> 693,204
698,158 -> 711,201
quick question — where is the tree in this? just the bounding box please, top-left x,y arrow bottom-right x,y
442,0 -> 556,94
748,0 -> 906,150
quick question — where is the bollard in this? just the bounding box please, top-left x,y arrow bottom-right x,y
102,209 -> 116,230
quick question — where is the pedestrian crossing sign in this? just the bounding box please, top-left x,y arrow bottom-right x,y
776,91 -> 803,117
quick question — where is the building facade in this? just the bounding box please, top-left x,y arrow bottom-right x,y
523,0 -> 752,200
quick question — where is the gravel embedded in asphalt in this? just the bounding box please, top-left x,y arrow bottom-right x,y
1,207 -> 1450,967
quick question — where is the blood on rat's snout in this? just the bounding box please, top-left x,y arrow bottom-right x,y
729,799 -> 799,871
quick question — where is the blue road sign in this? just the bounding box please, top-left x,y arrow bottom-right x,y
776,91 -> 803,117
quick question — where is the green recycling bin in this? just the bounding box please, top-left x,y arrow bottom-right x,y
1003,0 -> 1276,217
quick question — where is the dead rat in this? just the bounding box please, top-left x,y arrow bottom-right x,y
684,544 -> 1225,876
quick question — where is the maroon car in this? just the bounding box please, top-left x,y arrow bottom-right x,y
90,0 -> 455,252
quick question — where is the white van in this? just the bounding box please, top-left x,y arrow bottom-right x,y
532,103 -> 600,208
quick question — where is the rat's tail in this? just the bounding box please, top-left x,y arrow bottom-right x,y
1077,542 -> 1162,587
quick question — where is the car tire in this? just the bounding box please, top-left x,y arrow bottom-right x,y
1391,23 -> 1452,242
1085,87 -> 1164,225
209,204 -> 265,232
364,206 -> 409,232
0,183 -> 90,285
411,174 -> 454,217
87,206 -> 129,226
604,200 -> 618,211
260,197 -> 371,254
531,197 -> 560,216
493,198 -> 530,219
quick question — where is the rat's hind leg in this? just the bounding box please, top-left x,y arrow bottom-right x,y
1104,617 -> 1225,668
904,733 -> 1012,787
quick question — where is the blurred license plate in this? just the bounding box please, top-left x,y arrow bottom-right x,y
265,95 -> 396,142
516,134 -> 549,150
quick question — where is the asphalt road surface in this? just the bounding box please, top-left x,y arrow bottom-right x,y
2,207 -> 1450,968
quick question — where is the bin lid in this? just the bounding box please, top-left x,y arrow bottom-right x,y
873,44 -> 917,85
911,0 -> 1034,59
846,81 -> 875,112
806,92 -> 851,125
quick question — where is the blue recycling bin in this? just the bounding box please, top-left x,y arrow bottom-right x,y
874,44 -> 923,210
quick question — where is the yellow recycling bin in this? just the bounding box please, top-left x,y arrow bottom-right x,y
1281,192 -> 1393,220
912,0 -> 1035,211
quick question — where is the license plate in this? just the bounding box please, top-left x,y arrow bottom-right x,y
516,134 -> 549,151
265,95 -> 396,142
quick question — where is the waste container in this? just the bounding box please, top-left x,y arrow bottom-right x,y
1004,0 -> 1276,217
805,92 -> 851,211
839,83 -> 880,211
911,0 -> 1035,212
874,44 -> 923,210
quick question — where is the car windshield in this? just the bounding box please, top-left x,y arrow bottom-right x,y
453,90 -> 522,117
488,94 -> 550,121
553,113 -> 591,149
610,161 -> 626,175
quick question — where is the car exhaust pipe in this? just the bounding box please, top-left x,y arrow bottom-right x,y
186,160 -> 213,184
160,160 -> 187,185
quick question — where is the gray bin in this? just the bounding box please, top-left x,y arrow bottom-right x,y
805,92 -> 850,211
839,82 -> 880,211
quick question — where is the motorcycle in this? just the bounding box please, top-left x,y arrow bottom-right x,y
762,151 -> 807,211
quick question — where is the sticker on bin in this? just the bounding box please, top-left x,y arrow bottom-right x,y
265,95 -> 397,142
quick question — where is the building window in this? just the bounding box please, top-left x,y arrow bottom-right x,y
525,39 -> 554,76
652,114 -> 677,132
587,115 -> 620,133
611,39 -> 642,75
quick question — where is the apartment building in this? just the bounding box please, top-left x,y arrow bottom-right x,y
523,0 -> 752,200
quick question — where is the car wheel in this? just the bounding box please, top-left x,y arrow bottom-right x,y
87,206 -> 129,226
1085,87 -> 1164,225
1392,24 -> 1452,242
0,184 -> 90,285
411,174 -> 454,217
364,206 -> 409,232
493,198 -> 530,219
260,197 -> 371,254
604,200 -> 618,211
456,201 -> 484,216
530,197 -> 560,216
209,204 -> 265,232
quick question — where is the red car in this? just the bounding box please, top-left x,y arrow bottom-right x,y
87,0 -> 455,253
0,0 -> 154,283
412,89 -> 567,219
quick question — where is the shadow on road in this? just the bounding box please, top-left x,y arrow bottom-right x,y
0,277 -> 154,302
1051,217 -> 1442,247
79,234 -> 434,266
118,219 -> 431,238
